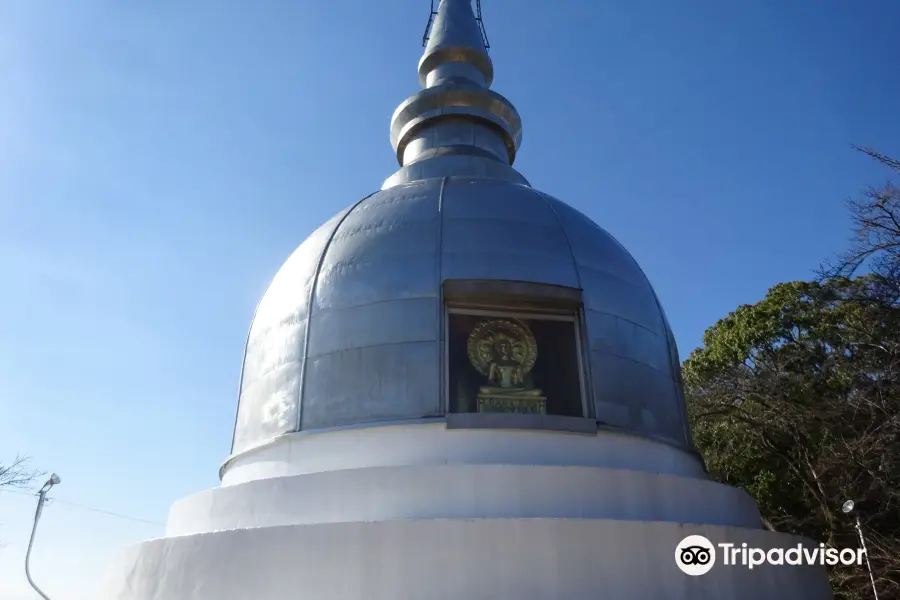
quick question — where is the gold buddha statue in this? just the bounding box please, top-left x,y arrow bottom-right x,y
467,318 -> 546,414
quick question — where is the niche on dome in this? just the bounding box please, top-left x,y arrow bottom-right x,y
443,280 -> 590,421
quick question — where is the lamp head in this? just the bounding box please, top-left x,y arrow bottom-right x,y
841,500 -> 855,514
39,473 -> 61,493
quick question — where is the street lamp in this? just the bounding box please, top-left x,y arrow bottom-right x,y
842,499 -> 879,600
25,473 -> 61,600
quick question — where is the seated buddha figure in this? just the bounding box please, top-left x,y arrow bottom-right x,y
467,319 -> 545,414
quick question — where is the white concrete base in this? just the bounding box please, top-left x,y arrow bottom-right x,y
102,519 -> 833,599
168,465 -> 763,536
219,422 -> 707,485
100,426 -> 833,599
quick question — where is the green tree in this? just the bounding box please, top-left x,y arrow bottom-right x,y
684,276 -> 900,599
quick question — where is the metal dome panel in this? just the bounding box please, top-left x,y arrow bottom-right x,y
440,180 -> 558,224
541,197 -> 651,290
232,177 -> 691,455
301,341 -> 441,431
232,209 -> 349,453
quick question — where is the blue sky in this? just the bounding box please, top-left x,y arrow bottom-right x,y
1,1 -> 898,597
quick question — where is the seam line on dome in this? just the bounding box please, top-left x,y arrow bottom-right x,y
230,314 -> 258,455
442,249 -> 574,262
314,294 -> 440,315
229,221 -> 335,456
626,261 -> 694,450
296,191 -> 379,435
587,348 -> 671,377
538,191 -> 583,292
570,262 -> 651,291
305,338 -> 440,361
436,176 -> 448,416
442,216 -> 567,230
583,308 -> 666,340
539,190 -> 594,422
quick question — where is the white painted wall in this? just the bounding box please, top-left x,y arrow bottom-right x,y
103,519 -> 833,599
99,426 -> 832,599
169,464 -> 762,536
220,422 -> 706,485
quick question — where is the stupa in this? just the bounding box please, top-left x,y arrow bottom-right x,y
101,1 -> 833,598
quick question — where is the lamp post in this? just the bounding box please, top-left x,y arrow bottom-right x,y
842,499 -> 879,600
25,473 -> 61,600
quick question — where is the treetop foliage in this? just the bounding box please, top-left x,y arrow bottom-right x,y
685,148 -> 900,599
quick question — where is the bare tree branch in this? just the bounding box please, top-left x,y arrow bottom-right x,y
820,147 -> 900,284
0,454 -> 42,489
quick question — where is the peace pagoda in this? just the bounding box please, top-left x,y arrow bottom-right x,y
101,1 -> 833,597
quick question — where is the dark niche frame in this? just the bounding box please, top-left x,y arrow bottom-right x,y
441,279 -> 597,435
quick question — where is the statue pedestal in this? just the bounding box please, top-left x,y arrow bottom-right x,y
477,394 -> 546,414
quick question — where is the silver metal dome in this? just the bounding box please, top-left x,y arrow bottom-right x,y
229,0 -> 691,458
232,177 -> 690,454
